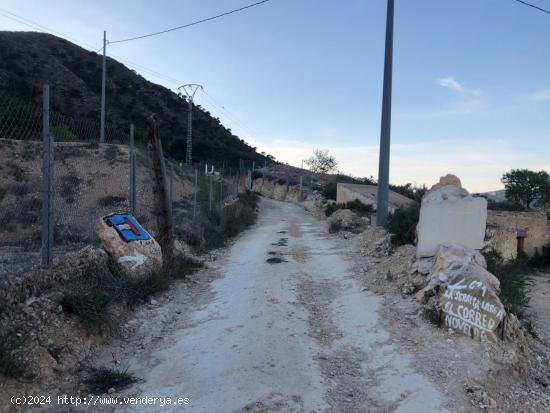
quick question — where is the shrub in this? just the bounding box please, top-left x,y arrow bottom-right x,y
0,330 -> 28,379
386,204 -> 420,246
177,190 -> 259,252
14,166 -> 24,182
51,125 -> 78,142
325,199 -> 373,217
122,267 -> 172,306
220,192 -> 257,238
328,220 -> 342,233
60,175 -> 82,203
167,255 -> 203,279
98,195 -> 126,207
321,182 -> 337,200
84,366 -> 139,394
482,248 -> 531,318
61,292 -> 113,333
487,200 -> 527,211
528,244 -> 550,269
60,255 -> 204,331
252,170 -> 263,180
345,199 -> 374,216
9,183 -> 30,197
104,145 -> 119,161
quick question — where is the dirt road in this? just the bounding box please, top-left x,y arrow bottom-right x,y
114,198 -> 449,412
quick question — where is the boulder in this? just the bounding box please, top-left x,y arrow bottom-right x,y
96,213 -> 162,279
416,174 -> 487,258
414,244 -> 505,341
440,271 -> 505,342
327,209 -> 364,233
416,244 -> 500,300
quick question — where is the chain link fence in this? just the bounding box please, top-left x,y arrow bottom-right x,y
0,85 -> 313,266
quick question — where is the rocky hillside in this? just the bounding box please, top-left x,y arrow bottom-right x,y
0,31 -> 268,166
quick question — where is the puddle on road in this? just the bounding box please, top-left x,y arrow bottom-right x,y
266,257 -> 287,264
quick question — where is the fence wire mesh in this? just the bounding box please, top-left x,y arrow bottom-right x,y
0,88 -> 313,261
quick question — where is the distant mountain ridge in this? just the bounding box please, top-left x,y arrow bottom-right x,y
0,31 -> 268,166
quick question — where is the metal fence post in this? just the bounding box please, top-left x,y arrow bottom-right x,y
193,169 -> 198,219
209,175 -> 213,211
219,178 -> 223,209
285,170 -> 289,192
272,168 -> 276,197
129,124 -> 136,215
41,85 -> 53,266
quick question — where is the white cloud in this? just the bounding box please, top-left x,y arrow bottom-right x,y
437,76 -> 465,92
527,88 -> 550,102
249,137 -> 550,193
436,76 -> 480,95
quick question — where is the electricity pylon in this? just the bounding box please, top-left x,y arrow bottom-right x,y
178,84 -> 203,165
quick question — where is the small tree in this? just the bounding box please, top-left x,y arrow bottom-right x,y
305,149 -> 337,174
501,169 -> 550,209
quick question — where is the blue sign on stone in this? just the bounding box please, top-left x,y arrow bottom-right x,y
104,213 -> 150,242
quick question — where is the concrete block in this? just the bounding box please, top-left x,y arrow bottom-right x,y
416,176 -> 487,258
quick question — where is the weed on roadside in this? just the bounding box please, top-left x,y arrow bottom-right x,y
0,330 -> 30,379
482,248 -> 532,318
83,366 -> 139,394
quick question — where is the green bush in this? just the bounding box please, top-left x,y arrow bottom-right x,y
324,199 -> 374,217
321,182 -> 337,200
51,125 -> 78,142
482,248 -> 531,318
528,244 -> 550,269
386,204 -> 420,246
61,292 -> 113,333
487,200 -> 527,211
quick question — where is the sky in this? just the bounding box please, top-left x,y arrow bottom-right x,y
1,0 -> 550,192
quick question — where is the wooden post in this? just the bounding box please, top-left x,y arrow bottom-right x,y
147,115 -> 174,264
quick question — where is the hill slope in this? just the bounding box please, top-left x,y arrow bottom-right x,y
0,31 -> 268,166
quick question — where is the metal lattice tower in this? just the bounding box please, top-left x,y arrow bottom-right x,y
178,84 -> 203,165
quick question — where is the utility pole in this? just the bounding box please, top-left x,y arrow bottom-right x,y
376,0 -> 394,227
100,30 -> 107,143
178,84 -> 203,165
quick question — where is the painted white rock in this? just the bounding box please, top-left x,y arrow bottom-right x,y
440,271 -> 505,342
95,213 -> 162,279
416,174 -> 487,258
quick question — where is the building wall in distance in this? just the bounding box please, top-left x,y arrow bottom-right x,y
486,210 -> 549,260
336,183 -> 415,213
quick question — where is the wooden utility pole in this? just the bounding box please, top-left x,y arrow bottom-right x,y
148,115 -> 174,264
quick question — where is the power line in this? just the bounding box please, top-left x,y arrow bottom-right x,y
108,0 -> 273,44
0,7 -> 100,50
0,7 -> 263,142
201,90 -> 261,138
512,0 -> 550,14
